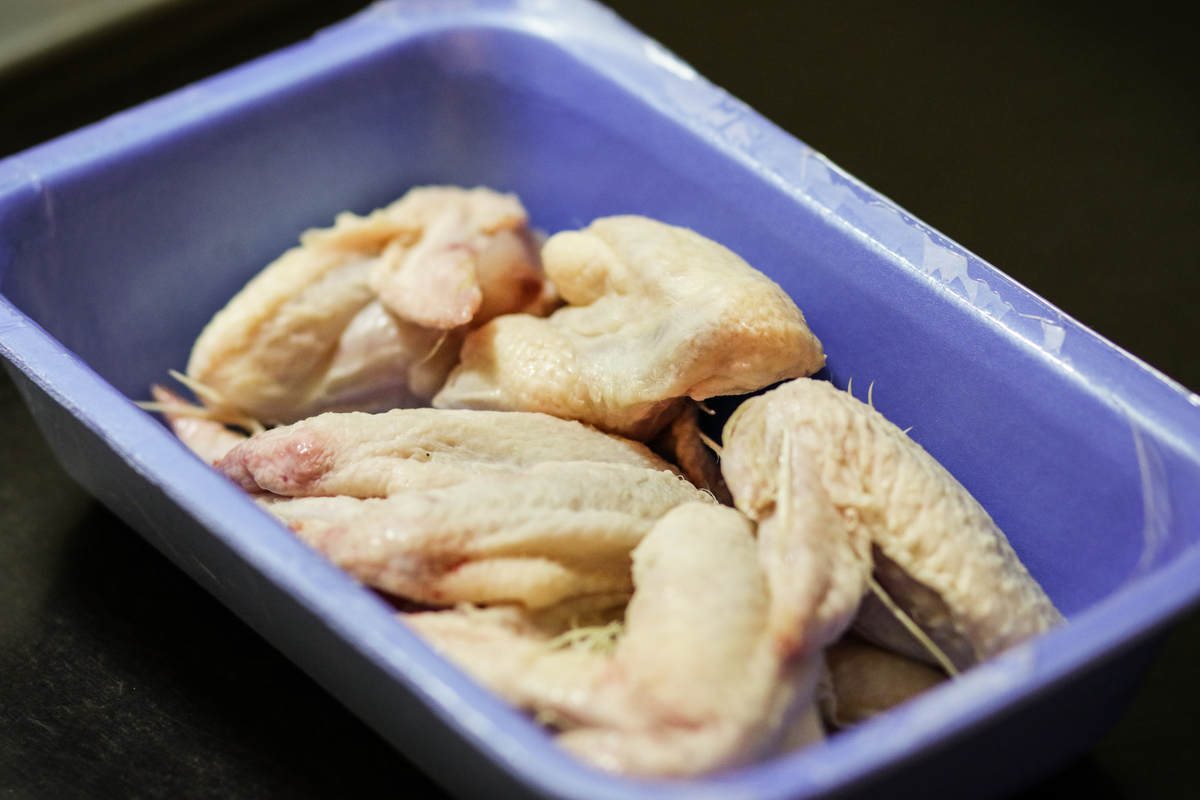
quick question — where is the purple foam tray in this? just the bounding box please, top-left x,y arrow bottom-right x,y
2,1 -> 1199,798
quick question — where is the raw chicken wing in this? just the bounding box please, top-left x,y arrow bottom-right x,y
264,461 -> 713,608
434,215 -> 825,440
217,408 -> 677,498
722,378 -> 1063,670
408,498 -> 853,777
187,186 -> 548,425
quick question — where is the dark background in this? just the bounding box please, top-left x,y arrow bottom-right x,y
1,0 -> 1197,797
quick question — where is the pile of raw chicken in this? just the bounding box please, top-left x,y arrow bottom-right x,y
148,186 -> 1063,778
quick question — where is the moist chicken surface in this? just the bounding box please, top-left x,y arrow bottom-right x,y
433,215 -> 826,440
150,187 -> 1068,780
362,186 -> 547,329
187,186 -> 549,425
404,603 -> 617,717
216,407 -> 677,499
408,502 -> 833,777
261,461 -> 713,609
721,377 -> 1064,670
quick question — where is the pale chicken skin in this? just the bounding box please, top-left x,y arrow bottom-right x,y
553,502 -> 831,776
144,189 -> 1068,778
722,378 -> 1064,670
361,186 -> 546,329
403,603 -> 617,730
186,186 -> 550,425
406,494 -> 858,778
216,407 -> 677,499
433,215 -> 826,440
262,461 -> 714,609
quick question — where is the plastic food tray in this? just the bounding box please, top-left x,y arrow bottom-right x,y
2,2 -> 1199,798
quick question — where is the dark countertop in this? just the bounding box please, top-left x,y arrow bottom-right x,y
2,1 -> 1198,797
